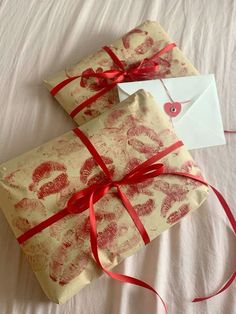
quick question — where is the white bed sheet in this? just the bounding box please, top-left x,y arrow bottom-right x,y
0,0 -> 235,313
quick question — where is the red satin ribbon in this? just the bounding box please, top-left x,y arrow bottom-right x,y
17,138 -> 183,245
17,128 -> 236,313
50,43 -> 176,119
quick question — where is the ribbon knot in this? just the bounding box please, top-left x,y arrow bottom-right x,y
65,157 -> 165,217
80,59 -> 159,91
50,43 -> 177,119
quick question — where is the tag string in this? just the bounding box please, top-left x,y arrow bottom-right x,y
159,79 -> 236,134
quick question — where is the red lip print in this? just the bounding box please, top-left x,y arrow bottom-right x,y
52,138 -> 83,156
134,199 -> 155,216
180,160 -> 197,173
83,89 -> 117,118
15,198 -> 46,216
160,159 -> 199,176
135,36 -> 154,54
30,161 -> 66,185
37,173 -> 68,199
124,158 -> 153,198
3,169 -> 21,190
80,156 -> 114,186
58,254 -> 89,286
137,40 -> 173,79
97,222 -> 118,249
109,223 -> 140,257
154,181 -> 189,217
158,128 -> 178,144
50,198 -> 122,286
27,253 -> 49,272
23,240 -> 50,272
166,204 -> 190,224
29,161 -> 69,199
77,195 -> 124,240
122,28 -> 148,49
105,108 -> 139,131
12,198 -> 47,235
78,212 -> 116,239
12,216 -> 32,233
80,67 -> 105,91
56,177 -> 81,209
127,125 -> 163,156
105,109 -> 126,127
49,228 -> 89,286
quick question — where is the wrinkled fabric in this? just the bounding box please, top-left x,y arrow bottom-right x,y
0,0 -> 235,313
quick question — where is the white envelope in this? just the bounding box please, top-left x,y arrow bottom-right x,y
118,74 -> 226,150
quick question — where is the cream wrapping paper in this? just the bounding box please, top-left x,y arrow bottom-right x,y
0,90 -> 208,304
44,20 -> 199,126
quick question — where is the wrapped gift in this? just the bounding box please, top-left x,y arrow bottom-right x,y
44,20 -> 199,126
0,90 -> 209,304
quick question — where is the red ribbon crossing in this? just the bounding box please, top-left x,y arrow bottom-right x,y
17,128 -> 236,313
50,43 -> 176,119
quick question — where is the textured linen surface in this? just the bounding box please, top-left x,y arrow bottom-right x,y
0,1 -> 235,314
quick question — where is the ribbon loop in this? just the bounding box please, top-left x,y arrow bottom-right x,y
50,43 -> 176,119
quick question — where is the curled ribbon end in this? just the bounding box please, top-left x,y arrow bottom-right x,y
191,271 -> 236,303
192,298 -> 204,303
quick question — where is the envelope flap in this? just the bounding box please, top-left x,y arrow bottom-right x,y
174,79 -> 226,149
118,75 -> 215,114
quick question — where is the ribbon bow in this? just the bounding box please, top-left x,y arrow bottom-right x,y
80,44 -> 174,89
50,43 -> 176,118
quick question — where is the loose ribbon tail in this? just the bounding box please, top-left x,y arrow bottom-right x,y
165,172 -> 236,302
192,271 -> 236,302
191,185 -> 236,302
88,192 -> 168,314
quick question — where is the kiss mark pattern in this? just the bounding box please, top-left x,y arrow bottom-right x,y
56,177 -> 81,209
12,198 -> 47,234
23,240 -> 50,272
105,108 -> 126,128
50,20 -> 199,129
104,108 -> 141,133
166,204 -> 190,224
124,158 -> 154,198
5,100 -> 205,289
127,125 -> 163,157
15,198 -> 46,215
135,36 -> 154,54
154,181 -> 190,217
80,156 -> 114,186
52,139 -> 83,156
97,222 -> 118,249
80,67 -> 102,91
3,170 -> 20,190
48,146 -> 201,286
134,199 -> 155,216
49,228 -> 90,286
29,161 -> 69,199
122,28 -> 148,49
82,88 -> 117,119
12,216 -> 32,233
